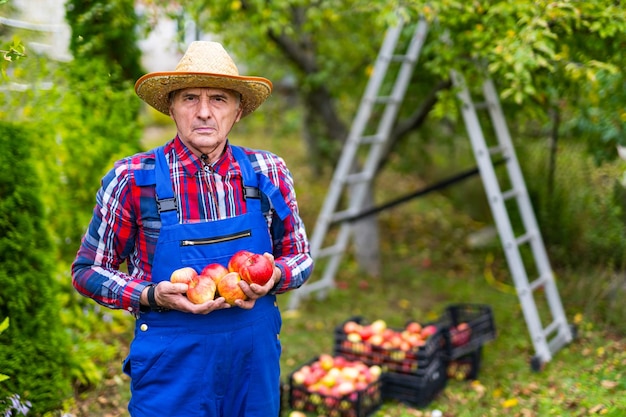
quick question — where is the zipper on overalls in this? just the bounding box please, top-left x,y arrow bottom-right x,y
180,229 -> 252,246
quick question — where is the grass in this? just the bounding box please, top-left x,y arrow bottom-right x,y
68,122 -> 625,416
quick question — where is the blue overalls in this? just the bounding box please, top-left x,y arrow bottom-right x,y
123,146 -> 289,417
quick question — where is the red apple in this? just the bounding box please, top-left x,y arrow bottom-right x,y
450,322 -> 472,346
169,266 -> 197,284
187,274 -> 217,304
228,249 -> 254,273
200,263 -> 229,286
216,271 -> 248,305
343,320 -> 362,334
420,324 -> 438,339
238,253 -> 274,286
406,321 -> 423,334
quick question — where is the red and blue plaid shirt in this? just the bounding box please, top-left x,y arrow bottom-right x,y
72,137 -> 313,314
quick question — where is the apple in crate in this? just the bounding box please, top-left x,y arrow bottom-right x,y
217,271 -> 248,305
450,322 -> 472,346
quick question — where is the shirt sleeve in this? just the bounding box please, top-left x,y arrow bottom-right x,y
71,159 -> 149,314
255,152 -> 314,294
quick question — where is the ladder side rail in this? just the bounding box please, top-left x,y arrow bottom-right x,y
307,24 -> 404,258
482,79 -> 573,348
482,79 -> 553,278
451,70 -> 553,362
363,18 -> 430,179
336,21 -> 431,277
287,223 -> 353,310
291,22 -> 409,309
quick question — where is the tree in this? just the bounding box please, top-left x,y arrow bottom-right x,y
59,0 -> 144,259
144,0 -> 625,165
65,0 -> 144,85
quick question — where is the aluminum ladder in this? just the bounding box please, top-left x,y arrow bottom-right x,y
450,70 -> 574,369
287,17 -> 430,310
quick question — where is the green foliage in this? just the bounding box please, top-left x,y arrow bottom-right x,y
145,0 -> 626,167
520,140 -> 626,269
0,123 -> 73,415
0,318 -> 8,384
0,37 -> 26,81
65,0 -> 144,84
53,59 -> 143,259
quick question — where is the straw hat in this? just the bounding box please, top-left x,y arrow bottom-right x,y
135,41 -> 272,118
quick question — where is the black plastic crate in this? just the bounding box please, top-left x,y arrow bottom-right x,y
438,304 -> 496,359
288,356 -> 383,417
381,355 -> 448,408
446,346 -> 482,381
333,316 -> 444,375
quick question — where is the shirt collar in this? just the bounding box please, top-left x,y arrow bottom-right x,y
170,136 -> 235,177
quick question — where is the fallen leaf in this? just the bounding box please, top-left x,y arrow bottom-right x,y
600,380 -> 618,389
502,398 -> 518,408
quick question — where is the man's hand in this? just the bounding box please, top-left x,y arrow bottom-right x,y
143,281 -> 231,314
235,253 -> 281,310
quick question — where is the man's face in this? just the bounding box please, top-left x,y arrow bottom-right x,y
169,87 -> 243,162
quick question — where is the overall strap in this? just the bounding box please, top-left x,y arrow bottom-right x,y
230,146 -> 292,221
154,146 -> 179,226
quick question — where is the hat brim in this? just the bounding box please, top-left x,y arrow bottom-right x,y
135,72 -> 272,117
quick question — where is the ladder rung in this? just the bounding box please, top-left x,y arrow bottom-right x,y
542,319 -> 560,338
529,274 -> 549,291
501,188 -> 518,200
344,172 -> 372,184
515,232 -> 534,246
316,244 -> 344,258
329,209 -> 359,223
391,54 -> 416,63
373,96 -> 402,104
360,134 -> 385,144
488,145 -> 506,155
474,101 -> 489,110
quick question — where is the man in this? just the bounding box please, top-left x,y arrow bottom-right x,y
72,41 -> 313,417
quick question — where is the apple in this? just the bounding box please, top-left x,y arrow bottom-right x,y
318,353 -> 335,371
169,266 -> 197,284
406,321 -> 422,334
420,324 -> 438,339
187,274 -> 217,304
357,325 -> 373,341
228,250 -> 274,286
370,319 -> 387,334
343,320 -> 362,334
200,263 -> 229,286
450,322 -> 472,346
216,271 -> 248,305
239,253 -> 274,286
228,249 -> 254,272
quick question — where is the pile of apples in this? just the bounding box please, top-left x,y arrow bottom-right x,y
337,318 -> 441,374
341,318 -> 438,352
169,250 -> 273,305
289,354 -> 382,415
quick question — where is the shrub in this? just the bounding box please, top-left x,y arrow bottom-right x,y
0,123 -> 73,415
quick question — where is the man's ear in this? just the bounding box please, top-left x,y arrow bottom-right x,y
234,106 -> 243,123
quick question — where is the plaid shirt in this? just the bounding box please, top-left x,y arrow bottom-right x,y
71,137 -> 313,314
